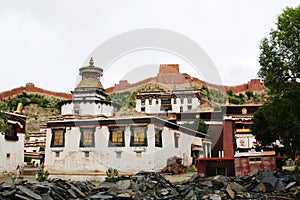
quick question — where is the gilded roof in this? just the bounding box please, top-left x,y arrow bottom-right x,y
76,77 -> 104,89
75,57 -> 104,90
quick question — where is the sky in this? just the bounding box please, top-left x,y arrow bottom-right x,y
0,0 -> 299,93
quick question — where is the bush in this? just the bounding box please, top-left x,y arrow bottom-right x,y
36,168 -> 49,182
105,167 -> 119,182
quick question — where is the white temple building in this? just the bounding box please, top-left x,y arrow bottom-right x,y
136,90 -> 201,114
0,112 -> 26,173
45,58 -> 211,173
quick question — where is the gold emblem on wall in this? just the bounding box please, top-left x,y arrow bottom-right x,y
242,108 -> 247,115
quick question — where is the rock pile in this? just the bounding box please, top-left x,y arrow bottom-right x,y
0,170 -> 299,199
161,156 -> 186,174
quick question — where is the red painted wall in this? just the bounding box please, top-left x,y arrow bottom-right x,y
235,156 -> 276,176
223,120 -> 234,158
0,83 -> 72,100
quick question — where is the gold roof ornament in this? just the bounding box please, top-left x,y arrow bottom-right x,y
226,95 -> 229,105
242,108 -> 247,115
75,57 -> 104,90
89,57 -> 94,67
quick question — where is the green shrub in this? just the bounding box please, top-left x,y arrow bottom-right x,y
36,168 -> 49,182
105,167 -> 119,182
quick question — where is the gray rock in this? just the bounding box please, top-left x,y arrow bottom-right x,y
116,179 -> 131,190
97,181 -> 116,189
210,194 -> 221,200
226,184 -> 235,199
274,179 -> 285,191
18,185 -> 42,200
200,180 -> 213,187
213,175 -> 230,182
230,182 -> 244,193
286,181 -> 297,190
40,193 -> 54,200
184,189 -> 197,200
89,193 -> 114,200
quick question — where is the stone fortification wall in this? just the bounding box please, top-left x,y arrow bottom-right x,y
0,83 -> 72,100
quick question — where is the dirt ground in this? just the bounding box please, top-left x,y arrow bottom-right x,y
0,166 -> 295,185
0,172 -> 197,186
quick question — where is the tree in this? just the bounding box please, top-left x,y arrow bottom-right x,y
251,106 -> 277,147
253,5 -> 300,157
182,118 -> 208,134
0,101 -> 11,134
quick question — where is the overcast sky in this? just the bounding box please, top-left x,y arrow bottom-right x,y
0,1 -> 299,93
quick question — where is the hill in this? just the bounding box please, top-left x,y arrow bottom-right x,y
0,83 -> 72,100
106,64 -> 265,94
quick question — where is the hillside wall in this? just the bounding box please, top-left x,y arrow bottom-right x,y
0,83 -> 72,100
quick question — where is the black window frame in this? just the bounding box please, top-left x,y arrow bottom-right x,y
155,128 -> 163,148
50,128 -> 66,148
174,133 -> 180,148
108,127 -> 125,147
79,127 -> 95,148
5,124 -> 19,141
130,126 -> 148,147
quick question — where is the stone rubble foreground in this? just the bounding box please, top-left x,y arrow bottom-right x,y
0,170 -> 299,199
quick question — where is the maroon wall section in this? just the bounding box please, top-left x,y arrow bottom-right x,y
223,120 -> 234,158
0,83 -> 72,100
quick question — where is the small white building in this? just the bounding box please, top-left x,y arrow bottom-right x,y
136,90 -> 201,114
24,131 -> 46,167
45,58 -> 210,173
0,112 -> 26,173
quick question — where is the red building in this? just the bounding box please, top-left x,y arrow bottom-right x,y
234,151 -> 276,176
193,104 -> 276,177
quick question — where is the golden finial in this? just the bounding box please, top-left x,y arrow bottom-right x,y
226,95 -> 229,105
89,57 -> 94,66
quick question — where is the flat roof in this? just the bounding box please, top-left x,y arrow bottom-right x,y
47,116 -> 209,139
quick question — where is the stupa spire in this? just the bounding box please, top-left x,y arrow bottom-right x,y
89,57 -> 94,66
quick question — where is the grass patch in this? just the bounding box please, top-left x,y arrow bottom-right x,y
185,168 -> 197,173
172,179 -> 189,185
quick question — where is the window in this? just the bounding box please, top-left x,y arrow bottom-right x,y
187,105 -> 192,110
6,153 -> 10,159
50,129 -> 65,147
174,133 -> 180,148
188,97 -> 192,104
80,127 -> 95,147
130,126 -> 148,147
5,124 -> 18,141
109,127 -> 125,147
155,129 -> 163,147
84,151 -> 90,158
116,151 -> 122,158
173,98 -> 177,104
74,103 -> 80,114
55,152 -> 60,157
249,157 -> 262,164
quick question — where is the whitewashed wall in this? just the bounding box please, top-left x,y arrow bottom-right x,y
45,124 -> 203,173
0,134 -> 24,173
61,102 -> 115,116
136,97 -> 200,114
